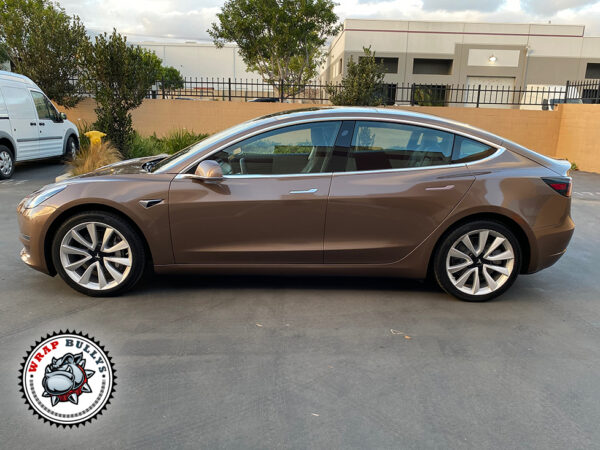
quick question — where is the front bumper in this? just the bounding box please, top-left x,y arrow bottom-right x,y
17,203 -> 57,275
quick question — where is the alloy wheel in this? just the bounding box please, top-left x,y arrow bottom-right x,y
59,222 -> 132,291
69,139 -> 77,159
445,229 -> 515,296
0,150 -> 13,176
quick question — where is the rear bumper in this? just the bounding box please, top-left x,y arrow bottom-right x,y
527,216 -> 575,273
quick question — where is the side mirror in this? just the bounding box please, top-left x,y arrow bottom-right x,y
194,160 -> 223,182
59,112 -> 67,121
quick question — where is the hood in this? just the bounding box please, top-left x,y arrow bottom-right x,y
79,154 -> 168,177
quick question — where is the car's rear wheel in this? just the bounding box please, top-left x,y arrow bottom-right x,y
434,220 -> 521,302
52,212 -> 146,297
0,145 -> 15,179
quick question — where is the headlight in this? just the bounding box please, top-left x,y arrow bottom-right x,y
22,185 -> 67,209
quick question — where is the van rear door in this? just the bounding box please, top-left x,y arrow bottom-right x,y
1,86 -> 39,161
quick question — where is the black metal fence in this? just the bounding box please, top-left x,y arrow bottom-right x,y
76,77 -> 600,107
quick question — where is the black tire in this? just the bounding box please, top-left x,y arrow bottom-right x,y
51,211 -> 147,297
433,220 -> 521,302
63,135 -> 79,162
0,145 -> 15,179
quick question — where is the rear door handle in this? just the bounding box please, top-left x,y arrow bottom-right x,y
30,122 -> 36,126
289,188 -> 318,194
425,184 -> 455,191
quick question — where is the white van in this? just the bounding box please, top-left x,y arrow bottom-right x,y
0,70 -> 79,179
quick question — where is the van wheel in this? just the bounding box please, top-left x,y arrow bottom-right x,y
63,136 -> 78,162
0,145 -> 15,179
434,220 -> 521,302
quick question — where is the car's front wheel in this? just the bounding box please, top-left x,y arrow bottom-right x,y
434,220 -> 521,302
52,212 -> 146,297
63,135 -> 79,162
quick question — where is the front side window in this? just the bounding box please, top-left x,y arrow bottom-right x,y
31,91 -> 57,121
207,121 -> 342,175
345,121 -> 454,171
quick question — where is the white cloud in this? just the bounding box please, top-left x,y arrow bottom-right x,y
57,0 -> 600,40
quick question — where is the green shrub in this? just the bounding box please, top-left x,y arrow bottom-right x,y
122,129 -> 209,159
160,129 -> 208,154
126,133 -> 164,159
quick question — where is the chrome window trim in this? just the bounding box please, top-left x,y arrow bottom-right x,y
334,147 -> 505,177
176,115 -> 505,177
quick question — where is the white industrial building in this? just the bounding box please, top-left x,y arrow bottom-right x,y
320,19 -> 600,88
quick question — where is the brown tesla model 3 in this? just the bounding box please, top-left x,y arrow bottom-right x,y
17,107 -> 574,301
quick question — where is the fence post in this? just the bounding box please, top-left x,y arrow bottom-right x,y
161,76 -> 165,99
279,79 -> 284,102
410,83 -> 415,106
476,84 -> 481,108
564,80 -> 570,103
228,78 -> 232,101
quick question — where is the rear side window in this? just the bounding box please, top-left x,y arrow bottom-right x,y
1,86 -> 36,119
452,136 -> 497,163
345,121 -> 454,171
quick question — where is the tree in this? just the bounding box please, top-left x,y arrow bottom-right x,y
82,30 -> 161,153
159,65 -> 184,90
0,0 -> 87,107
327,47 -> 385,106
209,0 -> 340,98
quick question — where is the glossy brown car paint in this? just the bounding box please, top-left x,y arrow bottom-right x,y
17,107 -> 574,290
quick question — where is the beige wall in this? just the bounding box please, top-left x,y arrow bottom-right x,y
555,105 -> 600,173
58,99 -> 600,172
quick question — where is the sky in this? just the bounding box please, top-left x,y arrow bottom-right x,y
59,0 -> 600,42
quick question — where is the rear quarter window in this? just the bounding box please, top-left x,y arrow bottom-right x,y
452,135 -> 497,163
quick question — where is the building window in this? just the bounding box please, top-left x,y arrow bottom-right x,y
413,58 -> 453,75
585,63 -> 600,79
359,57 -> 399,74
338,58 -> 343,76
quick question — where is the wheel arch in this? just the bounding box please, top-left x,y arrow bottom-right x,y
0,135 -> 16,158
44,203 -> 153,276
427,211 -> 532,278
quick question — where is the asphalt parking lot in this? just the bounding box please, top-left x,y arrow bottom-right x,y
1,161 -> 599,449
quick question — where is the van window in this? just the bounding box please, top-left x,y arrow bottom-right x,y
31,91 -> 58,121
1,86 -> 36,119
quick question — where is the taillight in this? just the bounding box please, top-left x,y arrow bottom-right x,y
542,177 -> 572,197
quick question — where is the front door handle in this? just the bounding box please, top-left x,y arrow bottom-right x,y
425,184 -> 455,191
39,122 -> 45,126
289,188 -> 318,194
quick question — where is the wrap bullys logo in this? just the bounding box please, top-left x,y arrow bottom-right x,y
19,331 -> 115,427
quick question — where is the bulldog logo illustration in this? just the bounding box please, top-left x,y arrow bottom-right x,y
42,352 -> 95,406
19,331 -> 115,427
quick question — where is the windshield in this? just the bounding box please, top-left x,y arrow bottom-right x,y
151,120 -> 266,173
